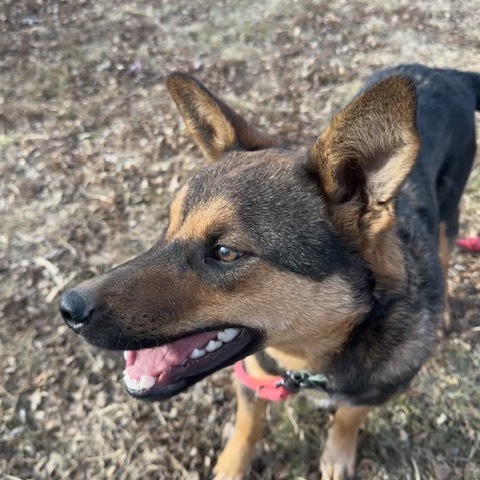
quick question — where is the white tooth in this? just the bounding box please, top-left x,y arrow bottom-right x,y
139,375 -> 157,389
205,339 -> 223,352
124,373 -> 141,391
123,351 -> 128,360
190,348 -> 206,359
217,328 -> 240,343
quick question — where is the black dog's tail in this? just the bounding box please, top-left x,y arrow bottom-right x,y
462,71 -> 480,110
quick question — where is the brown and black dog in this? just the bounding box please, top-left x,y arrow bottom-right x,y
60,64 -> 480,479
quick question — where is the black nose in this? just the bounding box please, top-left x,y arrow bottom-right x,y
59,289 -> 93,331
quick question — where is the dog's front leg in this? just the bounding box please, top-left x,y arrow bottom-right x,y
320,405 -> 371,480
213,379 -> 266,480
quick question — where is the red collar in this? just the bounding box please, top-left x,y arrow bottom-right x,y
234,361 -> 292,402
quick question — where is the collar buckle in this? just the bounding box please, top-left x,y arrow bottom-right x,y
280,370 -> 329,393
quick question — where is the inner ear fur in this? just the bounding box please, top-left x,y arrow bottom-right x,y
310,76 -> 419,238
309,76 -> 419,285
167,72 -> 282,161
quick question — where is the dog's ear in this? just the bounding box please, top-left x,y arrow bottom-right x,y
309,76 -> 419,240
167,72 -> 281,161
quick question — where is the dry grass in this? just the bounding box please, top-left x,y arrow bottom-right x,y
1,0 -> 479,479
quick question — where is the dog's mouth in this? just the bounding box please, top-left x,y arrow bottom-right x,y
122,327 -> 258,400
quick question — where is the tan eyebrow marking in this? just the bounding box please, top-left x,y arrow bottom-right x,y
166,194 -> 235,242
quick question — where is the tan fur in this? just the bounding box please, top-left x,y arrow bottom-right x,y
215,370 -> 370,480
320,405 -> 371,480
196,266 -> 366,355
213,379 -> 267,480
264,347 -> 312,372
90,252 -> 365,352
438,222 -> 452,331
166,196 -> 236,242
310,77 -> 419,289
165,185 -> 188,240
362,230 -> 406,290
244,355 -> 282,380
327,203 -> 407,289
167,75 -> 237,161
167,73 -> 282,162
313,77 -> 418,206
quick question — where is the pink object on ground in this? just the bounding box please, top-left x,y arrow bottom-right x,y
456,236 -> 480,252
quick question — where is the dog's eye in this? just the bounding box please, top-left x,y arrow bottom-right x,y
213,245 -> 243,263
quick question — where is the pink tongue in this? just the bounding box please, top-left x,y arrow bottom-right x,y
125,331 -> 219,379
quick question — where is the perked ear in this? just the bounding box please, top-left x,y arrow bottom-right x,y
309,76 -> 419,240
166,72 -> 282,161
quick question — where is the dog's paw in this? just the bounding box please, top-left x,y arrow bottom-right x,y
213,439 -> 253,480
212,470 -> 245,480
319,435 -> 356,480
319,459 -> 354,480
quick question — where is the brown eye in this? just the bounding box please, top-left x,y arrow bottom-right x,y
213,245 -> 243,263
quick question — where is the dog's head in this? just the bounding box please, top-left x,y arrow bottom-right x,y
60,72 -> 419,400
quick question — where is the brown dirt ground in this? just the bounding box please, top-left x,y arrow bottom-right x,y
1,1 -> 480,479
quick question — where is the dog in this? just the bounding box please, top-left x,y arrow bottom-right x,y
60,64 -> 480,479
